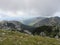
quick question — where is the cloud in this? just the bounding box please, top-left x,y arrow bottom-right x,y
0,0 -> 60,17
0,9 -> 39,20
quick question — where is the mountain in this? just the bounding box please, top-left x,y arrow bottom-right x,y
0,20 -> 35,34
33,16 -> 60,27
22,17 -> 45,26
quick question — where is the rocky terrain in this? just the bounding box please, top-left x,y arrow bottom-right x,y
33,16 -> 60,27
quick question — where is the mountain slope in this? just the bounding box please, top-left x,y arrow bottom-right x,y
0,21 -> 35,34
33,16 -> 60,27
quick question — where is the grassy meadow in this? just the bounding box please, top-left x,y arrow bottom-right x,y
0,30 -> 60,45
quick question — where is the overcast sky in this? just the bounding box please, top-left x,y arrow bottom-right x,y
0,0 -> 60,20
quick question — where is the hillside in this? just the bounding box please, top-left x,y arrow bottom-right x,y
0,30 -> 60,45
33,16 -> 60,27
0,21 -> 35,34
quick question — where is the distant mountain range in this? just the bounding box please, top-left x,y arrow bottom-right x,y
22,17 -> 45,26
0,16 -> 60,34
0,16 -> 60,29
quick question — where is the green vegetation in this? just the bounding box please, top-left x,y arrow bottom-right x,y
32,25 -> 60,38
0,30 -> 59,45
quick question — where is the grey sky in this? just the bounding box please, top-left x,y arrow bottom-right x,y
0,0 -> 60,20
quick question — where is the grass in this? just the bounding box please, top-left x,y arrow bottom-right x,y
0,30 -> 60,45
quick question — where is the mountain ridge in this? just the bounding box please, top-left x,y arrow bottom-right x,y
33,16 -> 60,27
